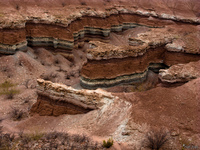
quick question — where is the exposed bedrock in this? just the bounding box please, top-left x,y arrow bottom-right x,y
81,48 -> 200,88
159,60 -> 200,83
80,25 -> 200,88
0,13 -> 192,55
30,79 -> 114,116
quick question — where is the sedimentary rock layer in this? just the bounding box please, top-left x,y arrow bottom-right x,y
31,79 -> 114,116
159,60 -> 200,83
80,25 -> 200,88
0,41 -> 27,54
0,13 -> 184,55
81,47 -> 200,88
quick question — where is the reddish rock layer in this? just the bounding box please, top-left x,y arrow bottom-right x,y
31,91 -> 95,116
159,60 -> 200,83
25,14 -> 174,40
30,79 -> 114,116
81,47 -> 200,80
0,13 -> 183,55
0,28 -> 26,45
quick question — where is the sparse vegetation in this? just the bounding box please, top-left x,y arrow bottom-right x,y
0,128 -> 15,150
54,58 -> 59,64
16,5 -> 20,10
80,1 -> 87,5
143,128 -> 170,150
0,130 -> 102,149
103,138 -> 114,148
61,2 -> 66,7
65,73 -> 70,79
0,80 -> 20,99
10,107 -> 27,121
105,0 -> 111,2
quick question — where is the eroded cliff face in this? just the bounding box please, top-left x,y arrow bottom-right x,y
0,1 -> 200,89
0,1 -> 200,149
0,0 -> 200,54
81,26 -> 200,88
159,60 -> 200,83
0,12 -> 200,88
31,79 -> 114,116
0,13 -> 174,55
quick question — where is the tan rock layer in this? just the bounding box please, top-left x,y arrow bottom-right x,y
30,91 -> 96,116
0,13 -> 178,54
81,48 -> 200,88
81,47 -> 166,79
30,79 -> 115,116
159,60 -> 200,83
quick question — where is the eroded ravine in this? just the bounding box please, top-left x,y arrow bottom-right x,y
0,3 -> 200,149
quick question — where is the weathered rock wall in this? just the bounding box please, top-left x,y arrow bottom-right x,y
30,79 -> 115,116
80,26 -> 200,88
81,48 -> 200,88
159,60 -> 200,83
0,11 -> 198,55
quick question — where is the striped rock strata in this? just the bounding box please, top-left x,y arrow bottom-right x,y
80,27 -> 200,88
30,79 -> 115,116
1,3 -> 200,56
0,14 -> 172,56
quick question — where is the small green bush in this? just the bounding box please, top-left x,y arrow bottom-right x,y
103,138 -> 113,148
0,80 -> 20,99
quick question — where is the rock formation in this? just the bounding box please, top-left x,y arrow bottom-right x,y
0,2 -> 199,56
159,60 -> 200,83
81,27 -> 200,88
0,1 -> 200,88
31,79 -> 114,116
0,1 -> 200,149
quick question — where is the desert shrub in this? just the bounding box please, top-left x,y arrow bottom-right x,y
54,58 -> 60,64
0,80 -> 20,99
0,130 -> 15,150
0,126 -> 2,133
80,1 -> 86,5
0,118 -> 3,123
103,138 -> 114,148
30,132 -> 44,141
0,130 -> 103,150
61,2 -> 66,7
16,5 -> 20,10
73,134 -> 90,144
65,73 -> 70,79
10,107 -> 27,121
143,128 -> 169,150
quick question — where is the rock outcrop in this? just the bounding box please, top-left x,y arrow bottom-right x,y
81,27 -> 200,88
30,79 -> 115,116
0,2 -> 199,56
0,14 -> 172,56
159,60 -> 200,83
